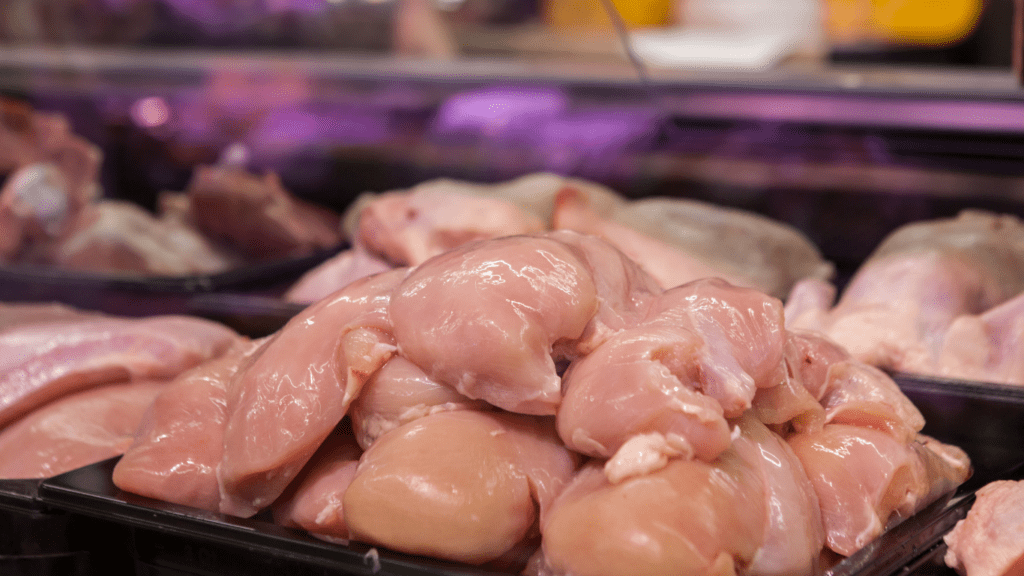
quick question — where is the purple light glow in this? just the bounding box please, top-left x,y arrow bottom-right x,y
131,97 -> 171,128
431,86 -> 569,142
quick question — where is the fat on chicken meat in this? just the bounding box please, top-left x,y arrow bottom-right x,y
788,424 -> 970,556
183,165 -> 343,260
388,234 -> 599,415
272,431 -> 363,542
284,245 -> 393,304
0,313 -> 238,428
786,211 -> 1024,379
944,480 -> 1024,576
218,269 -> 404,518
343,410 -> 578,565
538,445 -> 766,576
112,338 -> 266,512
0,381 -> 165,479
558,278 -> 786,477
348,355 -> 489,450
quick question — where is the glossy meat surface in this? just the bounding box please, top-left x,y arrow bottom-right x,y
788,424 -> 970,556
945,480 -> 1024,576
218,269 -> 404,517
733,415 -> 825,576
0,381 -> 165,479
0,314 -> 238,428
349,355 -> 489,449
112,338 -> 265,512
558,278 -> 785,474
343,410 -> 577,565
272,432 -> 363,542
539,448 -> 766,576
389,234 -> 597,415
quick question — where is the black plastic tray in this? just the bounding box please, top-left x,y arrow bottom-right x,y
0,247 -> 341,319
26,377 -> 1024,576
0,477 -> 134,576
186,293 -> 308,338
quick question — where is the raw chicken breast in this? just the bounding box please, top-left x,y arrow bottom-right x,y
0,381 -> 165,479
558,278 -> 786,475
353,184 -> 545,266
544,229 -> 662,355
557,323 -> 733,471
284,246 -> 394,304
869,211 -> 1024,300
341,172 -> 623,255
218,269 -> 404,518
0,314 -> 238,428
112,338 -> 265,512
389,234 -> 597,415
50,200 -> 238,276
818,360 -> 925,442
184,165 -> 342,260
272,432 -> 363,542
343,410 -> 578,565
732,415 -> 825,576
348,355 -> 489,450
539,448 -> 766,576
944,480 -> 1024,576
788,424 -> 970,556
750,331 -> 847,434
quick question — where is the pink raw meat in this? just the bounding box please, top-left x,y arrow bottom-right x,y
112,338 -> 266,512
788,424 -> 970,556
272,432 -> 363,542
218,269 -> 404,518
343,410 -> 578,565
0,381 -> 166,479
944,480 -> 1024,576
558,278 -> 786,474
388,234 -> 598,415
354,184 -> 545,266
348,355 -> 489,450
538,445 -> 766,576
283,245 -> 394,305
0,314 -> 238,428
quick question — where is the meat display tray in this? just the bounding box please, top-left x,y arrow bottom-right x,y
0,477 -> 134,576
0,247 -> 341,319
26,378 -> 1024,576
